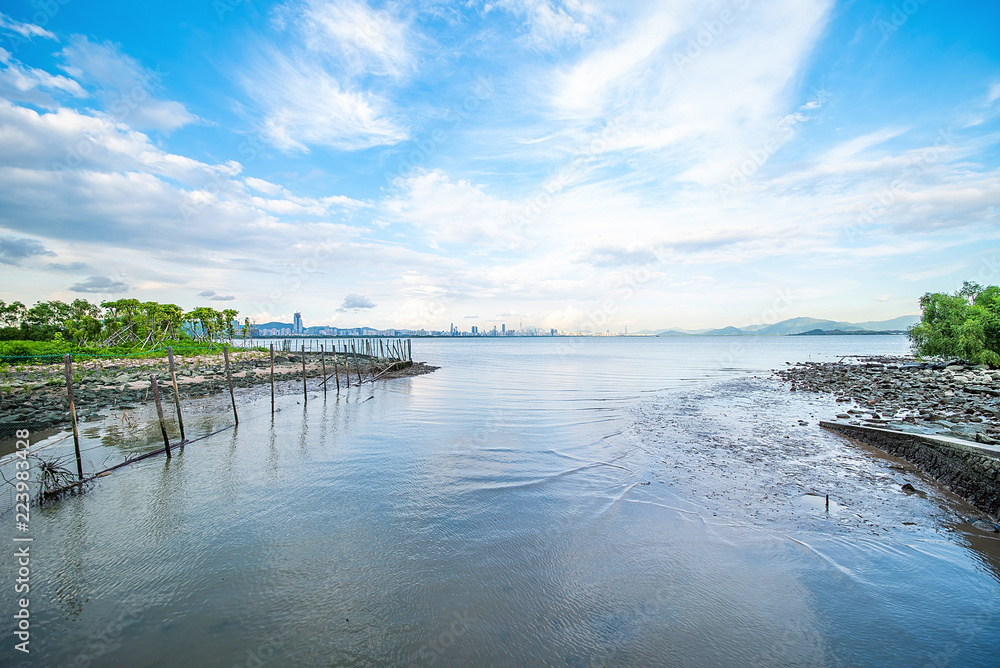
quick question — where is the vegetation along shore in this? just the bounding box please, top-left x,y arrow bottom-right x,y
0,298 -> 436,442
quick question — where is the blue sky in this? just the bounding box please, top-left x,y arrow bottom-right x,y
0,0 -> 998,332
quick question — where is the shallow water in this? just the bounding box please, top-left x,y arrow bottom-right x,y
2,336 -> 999,667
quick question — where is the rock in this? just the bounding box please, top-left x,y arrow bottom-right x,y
901,483 -> 918,493
976,432 -> 998,445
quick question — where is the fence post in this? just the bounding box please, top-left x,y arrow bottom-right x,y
223,345 -> 238,425
62,355 -> 83,480
270,343 -> 275,416
351,342 -> 362,384
167,347 -> 185,442
333,346 -> 340,393
301,344 -> 308,405
320,345 -> 327,395
150,375 -> 171,457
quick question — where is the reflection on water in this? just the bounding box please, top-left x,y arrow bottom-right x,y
2,336 -> 999,667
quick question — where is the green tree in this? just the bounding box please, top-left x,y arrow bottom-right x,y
909,281 -> 1000,366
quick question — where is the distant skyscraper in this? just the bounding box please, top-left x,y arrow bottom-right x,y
471,326 -> 478,335
501,324 -> 505,335
293,312 -> 303,334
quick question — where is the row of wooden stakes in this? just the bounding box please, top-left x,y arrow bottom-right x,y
59,339 -> 413,481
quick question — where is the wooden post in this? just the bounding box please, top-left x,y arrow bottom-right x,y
301,344 -> 308,405
343,343 -> 350,389
351,342 -> 362,383
63,355 -> 84,480
223,345 -> 238,425
167,347 -> 185,442
379,339 -> 385,361
333,346 -> 340,393
408,339 -> 412,363
150,375 -> 171,457
269,343 -> 275,416
320,345 -> 328,395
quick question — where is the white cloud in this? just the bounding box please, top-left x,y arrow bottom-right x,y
987,81 -> 1000,105
0,50 -> 86,105
492,0 -> 595,49
58,36 -> 198,132
338,293 -> 377,310
243,47 -> 408,152
295,0 -> 413,77
0,13 -> 56,40
384,169 -> 526,249
69,275 -> 129,293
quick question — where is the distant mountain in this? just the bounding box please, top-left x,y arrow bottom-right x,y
704,325 -> 752,336
854,315 -> 921,331
794,329 -> 904,336
651,315 -> 920,336
754,317 -> 865,336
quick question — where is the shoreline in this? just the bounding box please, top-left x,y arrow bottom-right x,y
0,350 -> 438,445
775,356 -> 1000,517
775,355 -> 1000,444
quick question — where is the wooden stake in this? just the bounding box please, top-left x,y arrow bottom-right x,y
223,345 -> 238,425
269,343 -> 275,416
333,346 -> 340,393
301,344 -> 308,405
407,339 -> 412,362
150,375 -> 171,457
63,355 -> 83,480
320,345 -> 328,395
167,347 -> 185,442
351,342 -> 362,383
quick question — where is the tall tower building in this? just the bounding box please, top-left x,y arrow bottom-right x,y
293,312 -> 303,335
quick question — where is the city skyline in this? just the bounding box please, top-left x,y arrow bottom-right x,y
0,1 -> 997,331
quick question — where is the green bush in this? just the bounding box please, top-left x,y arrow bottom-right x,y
0,339 -> 241,365
909,282 -> 1000,367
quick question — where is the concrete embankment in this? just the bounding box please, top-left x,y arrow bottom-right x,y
821,421 -> 1000,517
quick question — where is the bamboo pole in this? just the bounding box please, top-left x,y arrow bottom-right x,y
270,343 -> 275,416
150,375 -> 171,457
351,342 -> 362,384
166,347 -> 185,442
343,343 -> 350,389
333,346 -> 341,393
63,355 -> 83,480
301,344 -> 308,405
223,345 -> 238,425
320,345 -> 327,395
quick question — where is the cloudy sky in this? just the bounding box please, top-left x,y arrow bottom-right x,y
0,0 -> 998,332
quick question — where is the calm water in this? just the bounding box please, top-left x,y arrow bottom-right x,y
2,336 -> 999,667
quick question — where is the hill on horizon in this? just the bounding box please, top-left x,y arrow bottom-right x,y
649,314 -> 920,337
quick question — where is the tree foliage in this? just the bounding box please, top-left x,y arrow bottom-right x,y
0,298 -> 242,349
909,281 -> 1000,367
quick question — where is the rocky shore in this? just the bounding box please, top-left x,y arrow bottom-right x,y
0,350 -> 438,437
775,356 -> 1000,445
